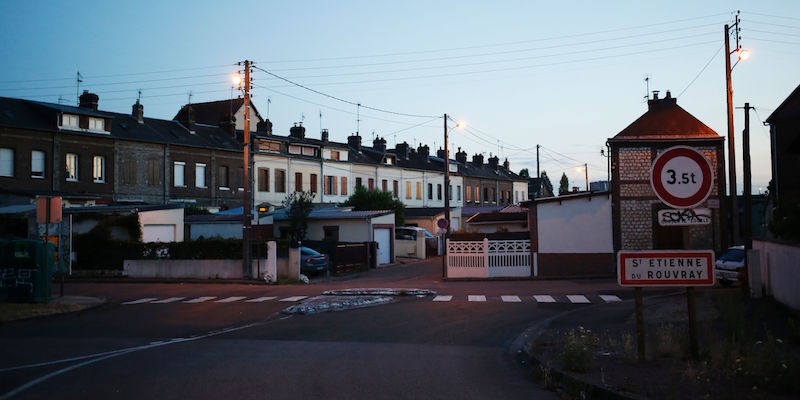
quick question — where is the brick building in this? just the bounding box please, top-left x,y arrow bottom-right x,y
607,91 -> 727,252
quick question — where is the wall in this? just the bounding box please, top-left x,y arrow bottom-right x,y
124,258 -> 264,279
537,193 -> 612,253
753,239 -> 800,312
468,222 -> 528,234
253,154 -> 290,206
139,208 -> 184,242
188,222 -> 241,239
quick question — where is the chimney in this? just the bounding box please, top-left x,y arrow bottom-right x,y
348,133 -> 362,150
132,100 -> 144,124
181,104 -> 196,132
395,142 -> 410,159
417,144 -> 429,161
437,147 -> 446,159
256,119 -> 273,135
472,153 -> 484,167
373,136 -> 387,152
79,90 -> 99,110
455,147 -> 467,164
219,114 -> 236,137
321,129 -> 329,143
289,123 -> 305,139
647,89 -> 677,111
488,155 -> 499,170
503,158 -> 509,170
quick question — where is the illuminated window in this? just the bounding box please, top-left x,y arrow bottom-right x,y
89,117 -> 106,132
405,181 -> 411,199
93,156 -> 106,183
65,153 -> 78,182
61,114 -> 79,129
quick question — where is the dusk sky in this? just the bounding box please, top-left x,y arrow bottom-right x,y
1,1 -> 798,193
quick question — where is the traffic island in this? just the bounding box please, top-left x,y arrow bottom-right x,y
282,295 -> 393,315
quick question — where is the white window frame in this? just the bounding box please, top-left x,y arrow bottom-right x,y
92,155 -> 105,183
61,114 -> 79,129
65,153 -> 78,182
0,148 -> 13,177
31,150 -> 45,178
88,117 -> 107,133
173,161 -> 186,187
301,146 -> 315,156
195,163 -> 206,188
288,145 -> 301,155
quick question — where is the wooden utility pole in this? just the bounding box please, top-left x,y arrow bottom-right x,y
724,23 -> 740,246
242,60 -> 252,279
442,113 -> 450,279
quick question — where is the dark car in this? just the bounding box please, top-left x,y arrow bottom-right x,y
301,246 -> 329,275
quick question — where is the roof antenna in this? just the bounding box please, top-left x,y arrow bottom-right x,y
643,74 -> 651,102
76,71 -> 82,106
356,103 -> 361,135
188,91 -> 193,105
137,89 -> 142,102
319,109 -> 323,134
266,97 -> 271,119
301,113 -> 305,124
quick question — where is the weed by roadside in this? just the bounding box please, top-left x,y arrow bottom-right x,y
562,326 -> 600,372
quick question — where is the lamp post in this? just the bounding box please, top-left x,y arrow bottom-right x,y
237,60 -> 252,278
724,14 -> 747,246
443,113 -> 449,279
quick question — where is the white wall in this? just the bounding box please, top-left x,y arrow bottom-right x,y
253,154 -> 290,206
234,105 -> 262,133
322,159 -> 352,203
139,208 -> 184,242
513,181 -> 528,204
536,193 -> 612,253
753,240 -> 800,312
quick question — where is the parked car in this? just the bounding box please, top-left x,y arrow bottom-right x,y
714,245 -> 745,287
300,246 -> 329,275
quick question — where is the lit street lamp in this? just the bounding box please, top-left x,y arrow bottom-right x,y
724,13 -> 747,246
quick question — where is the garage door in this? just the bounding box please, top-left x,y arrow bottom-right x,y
142,224 -> 176,243
374,228 -> 391,265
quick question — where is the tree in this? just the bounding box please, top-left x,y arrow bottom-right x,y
343,186 -> 405,225
540,171 -> 554,197
559,173 -> 570,195
519,168 -> 530,178
282,191 -> 315,245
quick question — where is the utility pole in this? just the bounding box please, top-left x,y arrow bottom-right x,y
725,21 -> 741,246
584,163 -> 588,191
740,103 -> 753,250
536,144 -> 540,178
241,60 -> 252,279
442,113 -> 450,279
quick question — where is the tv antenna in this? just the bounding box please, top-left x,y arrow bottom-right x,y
643,74 -> 651,102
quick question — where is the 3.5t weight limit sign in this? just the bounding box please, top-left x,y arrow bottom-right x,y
650,146 -> 714,209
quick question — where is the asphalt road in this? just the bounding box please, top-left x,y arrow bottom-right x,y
0,259 -> 632,399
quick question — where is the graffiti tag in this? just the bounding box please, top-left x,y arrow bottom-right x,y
657,208 -> 711,226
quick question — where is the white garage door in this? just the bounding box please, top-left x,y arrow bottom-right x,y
374,228 -> 391,265
142,224 -> 176,243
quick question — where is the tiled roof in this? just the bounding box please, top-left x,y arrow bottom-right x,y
271,207 -> 394,221
173,98 -> 262,126
404,207 -> 447,217
610,95 -> 719,141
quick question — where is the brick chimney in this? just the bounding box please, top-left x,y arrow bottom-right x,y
488,155 -> 499,170
79,90 -> 99,110
456,147 -> 467,164
348,133 -> 362,151
503,158 -> 509,170
289,123 -> 305,139
219,114 -> 236,137
180,104 -> 196,132
256,119 -> 273,135
132,99 -> 144,124
417,144 -> 429,161
395,142 -> 410,159
472,153 -> 484,167
647,89 -> 677,110
321,128 -> 329,142
437,147 -> 446,159
373,136 -> 387,152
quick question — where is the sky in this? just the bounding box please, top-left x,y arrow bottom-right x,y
1,0 -> 798,194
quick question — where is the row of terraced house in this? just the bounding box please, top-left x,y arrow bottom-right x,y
0,91 -> 528,231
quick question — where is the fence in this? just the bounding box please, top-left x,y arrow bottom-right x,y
446,239 -> 531,279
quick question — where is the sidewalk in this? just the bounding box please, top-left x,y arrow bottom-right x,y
521,288 -> 800,399
0,295 -> 105,324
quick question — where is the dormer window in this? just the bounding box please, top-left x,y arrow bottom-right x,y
301,146 -> 315,156
61,114 -> 79,129
89,117 -> 106,132
258,140 -> 281,153
288,145 -> 301,155
384,156 -> 394,165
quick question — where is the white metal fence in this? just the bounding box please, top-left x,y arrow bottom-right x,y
446,239 -> 531,278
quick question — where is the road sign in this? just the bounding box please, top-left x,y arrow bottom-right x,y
437,218 -> 449,229
650,146 -> 713,209
618,250 -> 715,287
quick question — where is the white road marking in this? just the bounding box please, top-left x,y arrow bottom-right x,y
150,297 -> 185,304
279,296 -> 308,302
468,295 -> 486,302
121,298 -> 157,305
215,296 -> 247,303
245,296 -> 277,302
567,295 -> 591,304
183,296 -> 216,303
432,295 -> 452,302
501,295 -> 522,303
599,294 -> 622,302
533,295 -> 556,303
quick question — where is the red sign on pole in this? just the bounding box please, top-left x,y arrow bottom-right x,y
36,196 -> 62,224
618,250 -> 715,287
437,218 -> 449,229
650,146 -> 714,209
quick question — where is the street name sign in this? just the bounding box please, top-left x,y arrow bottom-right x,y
650,146 -> 714,209
618,250 -> 715,287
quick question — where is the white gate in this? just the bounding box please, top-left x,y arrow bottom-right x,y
487,240 -> 531,278
447,239 -> 531,279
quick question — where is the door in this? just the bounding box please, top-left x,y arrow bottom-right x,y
374,228 -> 391,265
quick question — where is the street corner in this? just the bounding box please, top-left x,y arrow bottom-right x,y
0,295 -> 105,323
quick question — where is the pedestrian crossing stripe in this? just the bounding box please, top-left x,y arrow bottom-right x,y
467,295 -> 486,302
150,297 -> 185,304
501,295 -> 522,303
279,296 -> 308,302
533,295 -> 556,303
567,295 -> 591,304
432,295 -> 452,302
215,296 -> 247,303
122,297 -> 158,305
183,296 -> 216,303
245,296 -> 277,302
599,294 -> 622,302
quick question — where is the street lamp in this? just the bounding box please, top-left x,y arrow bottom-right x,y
724,13 -> 747,246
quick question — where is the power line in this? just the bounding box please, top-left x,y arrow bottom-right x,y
0,72 -> 230,91
678,43 -> 724,98
252,65 -> 440,119
748,19 -> 800,30
744,10 -> 800,22
0,64 -> 234,85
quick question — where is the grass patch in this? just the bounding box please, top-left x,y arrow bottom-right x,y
0,302 -> 88,323
562,326 -> 600,372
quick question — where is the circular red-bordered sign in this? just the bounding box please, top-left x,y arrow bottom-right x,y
650,146 -> 713,209
437,218 -> 449,229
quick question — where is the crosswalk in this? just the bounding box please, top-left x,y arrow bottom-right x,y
121,293 -> 622,305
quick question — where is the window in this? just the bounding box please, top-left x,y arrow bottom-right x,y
330,150 -> 340,161
465,185 -> 472,202
172,161 -> 185,187
368,178 -> 374,190
196,163 -> 206,188
93,156 -> 106,183
515,191 -> 518,203
295,172 -> 303,192
237,167 -> 244,190
147,159 -> 161,187
258,168 -> 270,192
428,183 -> 433,200
405,181 -> 411,199
449,184 -> 453,201
275,169 -> 286,192
88,117 -> 106,132
323,226 -> 340,242
325,175 -> 338,195
341,177 -> 348,196
393,180 -> 399,198
61,114 -> 79,129
310,174 -> 318,194
437,184 -> 442,200
355,177 -> 362,188
31,150 -> 45,178
382,179 -> 388,192
288,145 -> 301,155
65,153 -> 78,182
120,158 -> 136,185
416,182 -> 422,200
0,148 -> 13,177
483,188 -> 489,203
258,140 -> 281,152
384,157 -> 393,165
475,187 -> 480,203
301,147 -> 315,156
218,165 -> 229,189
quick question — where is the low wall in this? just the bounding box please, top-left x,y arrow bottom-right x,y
753,239 -> 800,311
395,236 -> 425,259
124,259 -> 265,279
535,253 -> 615,278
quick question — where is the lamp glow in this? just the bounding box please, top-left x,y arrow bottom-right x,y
738,49 -> 750,61
232,74 -> 242,86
